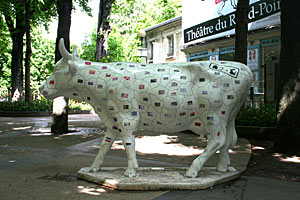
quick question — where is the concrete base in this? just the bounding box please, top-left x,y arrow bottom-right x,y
77,167 -> 242,190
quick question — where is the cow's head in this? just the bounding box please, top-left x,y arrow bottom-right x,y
39,38 -> 78,99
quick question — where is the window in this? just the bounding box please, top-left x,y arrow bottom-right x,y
167,35 -> 174,57
220,46 -> 235,61
150,42 -> 154,60
219,52 -> 235,61
188,51 -> 208,61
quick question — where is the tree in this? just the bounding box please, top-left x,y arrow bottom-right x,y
25,0 -> 32,103
0,0 -> 56,97
51,0 -> 92,134
274,0 -> 300,155
234,0 -> 249,65
95,0 -> 115,61
1,1 -> 26,96
51,0 -> 72,135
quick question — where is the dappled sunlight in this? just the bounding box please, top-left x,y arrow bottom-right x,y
215,149 -> 235,154
112,135 -> 204,156
252,146 -> 265,150
30,133 -> 52,136
13,126 -> 32,131
77,186 -> 107,196
34,121 -> 49,128
273,153 -> 300,164
104,179 -> 119,188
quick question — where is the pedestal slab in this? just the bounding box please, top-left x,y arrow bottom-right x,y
77,167 -> 241,190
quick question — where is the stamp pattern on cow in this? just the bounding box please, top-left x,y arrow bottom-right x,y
39,39 -> 252,178
61,61 -> 247,134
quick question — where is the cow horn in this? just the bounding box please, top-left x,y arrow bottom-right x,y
59,38 -> 72,61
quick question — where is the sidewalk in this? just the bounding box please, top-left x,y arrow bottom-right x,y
0,114 -> 299,199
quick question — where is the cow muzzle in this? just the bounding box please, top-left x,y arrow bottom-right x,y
38,84 -> 49,98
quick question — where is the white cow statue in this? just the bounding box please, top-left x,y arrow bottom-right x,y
39,38 -> 252,178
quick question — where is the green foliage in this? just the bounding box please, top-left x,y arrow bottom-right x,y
0,15 -> 10,55
0,99 -> 53,112
81,0 -> 182,62
236,104 -> 276,127
0,98 -> 92,112
68,99 -> 93,110
79,29 -> 97,61
30,30 -> 55,95
30,0 -> 57,30
0,28 -> 55,98
74,0 -> 92,17
155,0 -> 182,22
0,51 -> 11,95
80,28 -> 126,62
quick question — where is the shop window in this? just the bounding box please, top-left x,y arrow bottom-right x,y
220,46 -> 235,61
262,44 -> 280,105
219,52 -> 235,61
190,57 -> 208,62
188,51 -> 208,62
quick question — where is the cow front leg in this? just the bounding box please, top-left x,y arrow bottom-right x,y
121,132 -> 138,177
186,125 -> 226,178
89,129 -> 117,172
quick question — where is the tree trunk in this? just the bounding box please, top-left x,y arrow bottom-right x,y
274,1 -> 300,155
25,0 -> 32,103
55,0 -> 72,63
4,1 -> 26,97
95,0 -> 114,61
11,32 -> 24,98
234,0 -> 249,65
51,0 -> 72,135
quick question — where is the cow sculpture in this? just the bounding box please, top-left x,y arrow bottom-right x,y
39,38 -> 252,178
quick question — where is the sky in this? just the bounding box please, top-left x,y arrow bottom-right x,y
43,0 -> 98,46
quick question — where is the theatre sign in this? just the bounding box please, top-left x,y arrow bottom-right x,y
182,0 -> 281,46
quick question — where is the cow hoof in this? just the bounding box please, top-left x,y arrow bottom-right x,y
217,164 -> 228,172
185,168 -> 198,178
124,168 -> 136,177
89,166 -> 100,172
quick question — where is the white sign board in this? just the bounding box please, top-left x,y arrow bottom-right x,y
182,0 -> 281,46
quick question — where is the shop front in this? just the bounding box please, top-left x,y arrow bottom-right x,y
182,0 -> 281,106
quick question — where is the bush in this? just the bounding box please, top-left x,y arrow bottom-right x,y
68,100 -> 93,111
0,99 -> 52,112
0,99 -> 92,112
236,104 -> 276,127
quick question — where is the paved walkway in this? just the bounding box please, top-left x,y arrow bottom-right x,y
0,114 -> 299,199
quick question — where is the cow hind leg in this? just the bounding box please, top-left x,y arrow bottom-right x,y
186,124 -> 226,178
121,130 -> 139,177
89,129 -> 118,172
217,119 -> 237,172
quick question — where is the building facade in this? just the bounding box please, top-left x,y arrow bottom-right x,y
144,0 -> 281,105
144,16 -> 187,64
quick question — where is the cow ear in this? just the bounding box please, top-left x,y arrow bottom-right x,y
68,60 -> 78,76
72,45 -> 79,58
